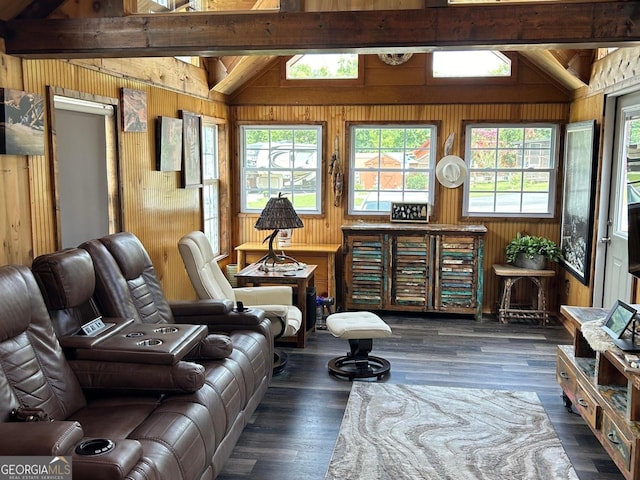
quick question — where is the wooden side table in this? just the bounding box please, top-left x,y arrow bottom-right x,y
235,263 -> 317,348
492,264 -> 556,325
235,242 -> 341,301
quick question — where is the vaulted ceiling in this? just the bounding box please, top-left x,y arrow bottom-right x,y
1,0 -> 638,95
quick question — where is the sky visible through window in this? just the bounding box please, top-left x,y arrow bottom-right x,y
433,51 -> 511,77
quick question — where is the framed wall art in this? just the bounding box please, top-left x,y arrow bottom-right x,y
0,88 -> 45,155
560,120 -> 598,285
390,202 -> 430,223
121,88 -> 147,132
181,110 -> 202,188
156,116 -> 183,171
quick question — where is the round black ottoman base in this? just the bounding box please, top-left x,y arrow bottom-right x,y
328,355 -> 390,381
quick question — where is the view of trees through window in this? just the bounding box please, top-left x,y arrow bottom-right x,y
286,54 -> 359,79
349,125 -> 436,214
465,124 -> 557,217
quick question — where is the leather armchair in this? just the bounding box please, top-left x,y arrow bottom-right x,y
178,230 -> 302,371
0,264 -> 174,479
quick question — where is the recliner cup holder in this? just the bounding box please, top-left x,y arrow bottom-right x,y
75,438 -> 115,456
153,326 -> 178,334
125,331 -> 145,338
136,338 -> 163,346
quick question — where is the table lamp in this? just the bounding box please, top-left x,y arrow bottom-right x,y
254,192 -> 304,271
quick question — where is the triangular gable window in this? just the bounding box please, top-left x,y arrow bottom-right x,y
433,50 -> 511,78
286,54 -> 359,80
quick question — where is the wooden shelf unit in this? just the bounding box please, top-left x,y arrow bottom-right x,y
557,305 -> 640,479
341,223 -> 486,320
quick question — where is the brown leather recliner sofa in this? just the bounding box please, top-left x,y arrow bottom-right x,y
0,234 -> 273,480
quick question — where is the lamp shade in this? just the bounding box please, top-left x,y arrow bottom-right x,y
254,193 -> 304,231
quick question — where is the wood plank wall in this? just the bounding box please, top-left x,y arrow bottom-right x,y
2,54 -> 228,301
3,45 -> 639,315
232,102 -> 569,315
0,49 -> 34,265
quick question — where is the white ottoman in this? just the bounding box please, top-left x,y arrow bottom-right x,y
326,311 -> 392,380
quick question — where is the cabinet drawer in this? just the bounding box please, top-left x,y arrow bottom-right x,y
556,353 -> 577,394
602,413 -> 633,472
574,383 -> 600,430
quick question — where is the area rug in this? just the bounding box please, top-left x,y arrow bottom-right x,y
325,383 -> 578,480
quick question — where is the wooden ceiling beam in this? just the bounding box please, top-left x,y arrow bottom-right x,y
14,0 -> 66,19
3,2 -> 640,58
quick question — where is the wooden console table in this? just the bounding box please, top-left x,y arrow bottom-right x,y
235,242 -> 341,301
235,262 -> 317,348
557,305 -> 640,479
493,264 -> 556,325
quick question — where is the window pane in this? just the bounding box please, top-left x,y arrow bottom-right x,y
522,192 -> 549,213
203,183 -> 219,256
470,128 -> 497,148
501,172 -> 522,191
468,192 -> 495,212
470,150 -> 495,169
498,128 -> 523,148
498,149 -> 522,168
464,123 -> 558,217
495,192 -> 522,212
241,125 -> 322,213
286,54 -> 359,80
433,50 -> 511,78
201,123 -> 218,181
470,171 -> 496,190
523,171 -> 550,191
350,124 -> 436,214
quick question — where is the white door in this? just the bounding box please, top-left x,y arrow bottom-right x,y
53,95 -> 118,248
600,92 -> 640,307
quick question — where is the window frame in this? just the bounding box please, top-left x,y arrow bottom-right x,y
280,56 -> 364,87
347,122 -> 438,217
200,116 -> 229,258
462,122 -> 560,219
427,52 -> 518,86
239,123 -> 325,215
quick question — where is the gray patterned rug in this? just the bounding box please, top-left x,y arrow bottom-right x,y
325,383 -> 578,480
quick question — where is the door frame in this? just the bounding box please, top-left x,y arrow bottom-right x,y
593,87 -> 640,307
46,86 -> 123,250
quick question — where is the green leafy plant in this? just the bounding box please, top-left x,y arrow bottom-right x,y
505,232 -> 563,264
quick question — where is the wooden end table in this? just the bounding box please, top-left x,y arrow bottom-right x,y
235,262 -> 317,348
493,264 -> 556,325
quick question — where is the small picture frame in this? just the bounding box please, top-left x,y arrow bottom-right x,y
0,88 -> 45,155
155,116 -> 182,171
390,202 -> 430,223
121,88 -> 147,133
180,110 -> 202,188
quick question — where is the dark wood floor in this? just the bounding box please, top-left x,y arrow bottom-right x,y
217,313 -> 623,480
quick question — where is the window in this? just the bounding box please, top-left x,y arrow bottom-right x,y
349,124 -> 437,215
201,121 -> 220,255
286,54 -> 359,80
432,51 -> 511,78
240,125 -> 323,213
463,124 -> 559,218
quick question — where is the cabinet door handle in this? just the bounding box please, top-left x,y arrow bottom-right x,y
559,371 -> 570,380
577,398 -> 588,408
607,432 -> 620,445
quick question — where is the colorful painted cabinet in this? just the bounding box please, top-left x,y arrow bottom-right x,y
341,224 -> 486,320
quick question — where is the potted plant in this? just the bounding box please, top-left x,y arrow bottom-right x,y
505,232 -> 563,270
